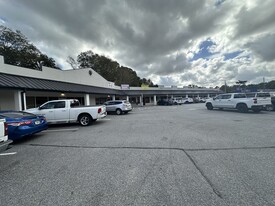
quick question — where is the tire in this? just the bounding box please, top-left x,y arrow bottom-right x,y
116,109 -> 122,115
206,103 -> 213,110
237,104 -> 248,113
78,114 -> 92,126
266,106 -> 273,111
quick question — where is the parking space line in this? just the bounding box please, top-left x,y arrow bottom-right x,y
0,152 -> 17,156
43,128 -> 79,132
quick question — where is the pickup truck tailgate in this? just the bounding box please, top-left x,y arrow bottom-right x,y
98,105 -> 107,119
0,119 -> 8,143
0,119 -> 12,152
257,98 -> 272,106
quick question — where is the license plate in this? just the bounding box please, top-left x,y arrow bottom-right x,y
34,120 -> 40,125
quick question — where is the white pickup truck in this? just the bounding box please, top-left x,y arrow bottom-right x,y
26,99 -> 107,126
245,92 -> 273,111
205,93 -> 271,113
0,119 -> 12,152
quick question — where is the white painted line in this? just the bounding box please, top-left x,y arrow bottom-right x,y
0,152 -> 17,156
43,128 -> 79,132
188,108 -> 197,111
100,119 -> 111,121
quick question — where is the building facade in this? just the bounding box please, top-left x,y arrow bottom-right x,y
0,55 -> 221,110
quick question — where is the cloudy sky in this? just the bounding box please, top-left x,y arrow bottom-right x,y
0,0 -> 275,87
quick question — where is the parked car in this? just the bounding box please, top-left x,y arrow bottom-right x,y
272,96 -> 275,111
171,97 -> 184,105
157,99 -> 173,106
197,97 -> 206,103
205,93 -> 269,113
0,118 -> 12,152
104,100 -> 132,115
193,97 -> 206,103
245,92 -> 273,111
182,98 -> 194,104
193,97 -> 200,103
26,99 -> 107,126
0,111 -> 48,141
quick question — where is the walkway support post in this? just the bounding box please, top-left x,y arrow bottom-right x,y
84,94 -> 90,106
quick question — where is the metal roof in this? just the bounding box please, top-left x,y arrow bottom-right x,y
121,89 -> 222,96
0,72 -> 221,96
0,73 -> 121,95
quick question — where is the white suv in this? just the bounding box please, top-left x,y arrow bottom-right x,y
104,100 -> 132,115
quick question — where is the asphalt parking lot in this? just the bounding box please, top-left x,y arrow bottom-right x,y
1,104 -> 275,206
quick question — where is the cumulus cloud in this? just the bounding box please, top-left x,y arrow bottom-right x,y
245,34 -> 275,62
234,0 -> 275,38
158,76 -> 179,86
0,0 -> 274,86
148,53 -> 191,76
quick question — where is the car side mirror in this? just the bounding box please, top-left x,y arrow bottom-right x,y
38,106 -> 42,110
213,97 -> 216,100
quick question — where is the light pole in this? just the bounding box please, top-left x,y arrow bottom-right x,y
236,80 -> 247,92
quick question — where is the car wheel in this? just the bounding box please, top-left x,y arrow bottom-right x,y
237,104 -> 248,113
266,106 -> 273,111
79,114 -> 92,126
116,109 -> 122,115
206,103 -> 213,110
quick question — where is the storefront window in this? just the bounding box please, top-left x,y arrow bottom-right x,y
36,97 -> 49,107
26,97 -> 35,109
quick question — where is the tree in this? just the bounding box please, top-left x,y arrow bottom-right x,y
266,80 -> 275,89
73,50 -> 156,87
0,25 -> 59,70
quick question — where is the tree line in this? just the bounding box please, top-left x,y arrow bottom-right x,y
0,26 -> 155,87
67,51 -> 155,87
220,81 -> 275,92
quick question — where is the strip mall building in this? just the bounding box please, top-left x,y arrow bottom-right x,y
0,55 -> 221,110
